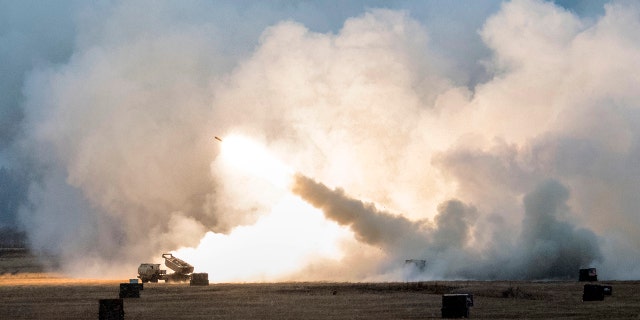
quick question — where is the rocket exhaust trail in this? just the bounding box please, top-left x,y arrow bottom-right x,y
290,173 -> 427,249
290,172 -> 603,280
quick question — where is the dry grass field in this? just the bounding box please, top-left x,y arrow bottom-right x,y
1,250 -> 639,319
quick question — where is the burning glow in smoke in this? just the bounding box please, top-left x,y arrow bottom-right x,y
218,135 -> 293,189
174,135 -> 350,281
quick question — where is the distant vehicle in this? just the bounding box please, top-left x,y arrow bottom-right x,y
138,253 -> 207,285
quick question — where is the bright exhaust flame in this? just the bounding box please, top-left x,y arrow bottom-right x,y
219,135 -> 293,189
172,135 -> 350,281
174,194 -> 349,282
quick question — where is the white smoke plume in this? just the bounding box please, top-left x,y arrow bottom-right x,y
1,0 -> 639,279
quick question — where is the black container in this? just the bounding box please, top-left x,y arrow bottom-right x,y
190,273 -> 209,286
583,284 -> 605,301
119,283 -> 140,298
579,268 -> 598,281
442,293 -> 472,318
129,279 -> 143,290
99,298 -> 124,320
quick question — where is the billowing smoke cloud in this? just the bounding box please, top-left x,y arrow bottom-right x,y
292,174 -> 600,280
518,180 -> 601,279
2,0 -> 640,280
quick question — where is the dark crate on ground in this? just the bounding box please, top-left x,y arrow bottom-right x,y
99,298 -> 124,320
190,272 -> 209,286
129,279 -> 143,290
119,283 -> 141,298
583,284 -> 605,301
442,293 -> 473,318
602,285 -> 612,296
579,268 -> 598,281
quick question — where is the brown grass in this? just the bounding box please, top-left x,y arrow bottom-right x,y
1,251 -> 639,319
0,276 -> 639,319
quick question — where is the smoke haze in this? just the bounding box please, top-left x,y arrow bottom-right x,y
1,0 -> 639,280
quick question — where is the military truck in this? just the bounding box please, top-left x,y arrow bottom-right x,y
138,253 -> 207,284
137,263 -> 165,283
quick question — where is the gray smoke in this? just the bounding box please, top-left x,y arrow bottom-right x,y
517,180 -> 601,279
291,173 -> 428,249
292,174 -> 601,280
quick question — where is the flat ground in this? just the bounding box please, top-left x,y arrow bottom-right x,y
1,250 -> 639,319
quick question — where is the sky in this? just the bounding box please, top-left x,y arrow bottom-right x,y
1,0 -> 639,281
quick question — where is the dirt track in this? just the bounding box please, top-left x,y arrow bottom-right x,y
1,275 -> 639,319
